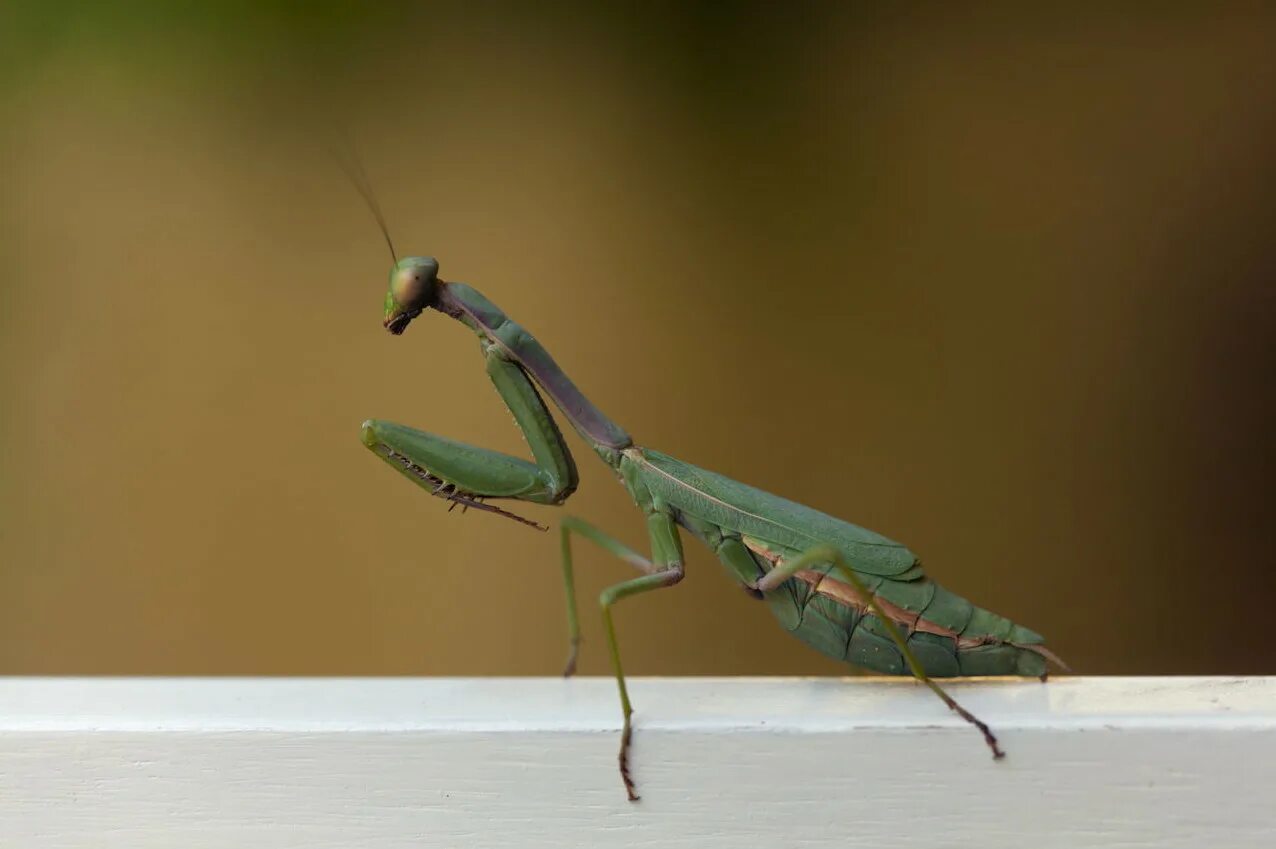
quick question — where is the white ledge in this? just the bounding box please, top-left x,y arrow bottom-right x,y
2,677 -> 1273,848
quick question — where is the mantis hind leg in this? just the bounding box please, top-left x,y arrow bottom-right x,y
557,510 -> 685,801
755,544 -> 1005,759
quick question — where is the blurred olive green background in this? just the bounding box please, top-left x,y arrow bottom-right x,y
2,2 -> 1273,676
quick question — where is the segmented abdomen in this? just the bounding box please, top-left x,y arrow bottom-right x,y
746,538 -> 1053,678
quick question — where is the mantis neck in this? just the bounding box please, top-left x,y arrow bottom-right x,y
435,282 -> 634,458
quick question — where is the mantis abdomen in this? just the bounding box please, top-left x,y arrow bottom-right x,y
629,446 -> 1058,679
757,558 -> 1053,678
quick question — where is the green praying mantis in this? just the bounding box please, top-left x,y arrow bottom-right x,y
360,246 -> 1062,802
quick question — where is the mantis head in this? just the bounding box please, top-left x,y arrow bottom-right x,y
383,256 -> 440,335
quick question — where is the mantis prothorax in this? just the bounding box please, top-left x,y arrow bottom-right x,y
362,255 -> 1063,801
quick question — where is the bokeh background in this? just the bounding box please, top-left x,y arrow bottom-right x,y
2,2 -> 1273,676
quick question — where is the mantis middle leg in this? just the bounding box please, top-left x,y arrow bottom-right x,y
558,515 -> 657,676
557,511 -> 685,801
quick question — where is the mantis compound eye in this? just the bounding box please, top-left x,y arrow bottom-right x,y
384,256 -> 440,334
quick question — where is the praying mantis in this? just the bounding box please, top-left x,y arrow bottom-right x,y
361,253 -> 1062,801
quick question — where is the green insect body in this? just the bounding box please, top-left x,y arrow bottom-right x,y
631,449 -> 1052,680
363,255 -> 1060,801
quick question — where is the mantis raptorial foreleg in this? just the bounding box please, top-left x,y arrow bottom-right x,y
361,343 -> 578,526
557,511 -> 685,801
754,544 -> 1004,758
482,343 -> 577,500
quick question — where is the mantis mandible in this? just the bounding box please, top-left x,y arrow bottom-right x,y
362,253 -> 1062,801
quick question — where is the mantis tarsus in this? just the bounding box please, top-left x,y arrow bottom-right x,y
362,255 -> 1062,801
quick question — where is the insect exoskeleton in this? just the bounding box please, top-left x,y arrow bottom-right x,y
384,256 -> 440,334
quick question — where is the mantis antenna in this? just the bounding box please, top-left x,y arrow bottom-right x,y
332,138 -> 398,266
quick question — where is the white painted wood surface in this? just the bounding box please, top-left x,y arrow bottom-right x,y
1,677 -> 1272,847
